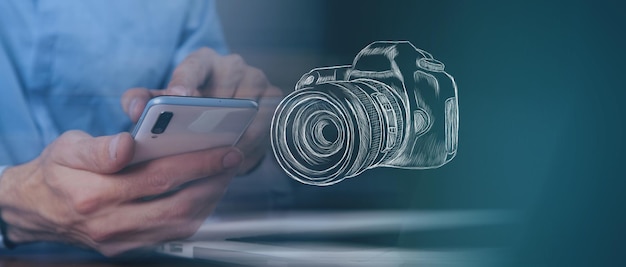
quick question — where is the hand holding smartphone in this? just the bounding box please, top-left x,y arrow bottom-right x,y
130,96 -> 258,165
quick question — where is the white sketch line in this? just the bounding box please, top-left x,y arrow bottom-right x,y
271,41 -> 459,186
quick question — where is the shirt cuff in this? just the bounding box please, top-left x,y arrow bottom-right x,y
0,165 -> 7,249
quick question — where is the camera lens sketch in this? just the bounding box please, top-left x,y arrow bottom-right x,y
271,41 -> 459,186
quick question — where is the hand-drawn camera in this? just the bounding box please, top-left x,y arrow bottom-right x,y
271,41 -> 458,186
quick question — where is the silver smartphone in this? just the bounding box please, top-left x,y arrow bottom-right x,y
130,96 -> 258,165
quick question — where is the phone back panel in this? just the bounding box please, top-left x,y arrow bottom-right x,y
130,97 -> 257,164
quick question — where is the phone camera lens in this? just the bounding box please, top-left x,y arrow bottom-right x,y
151,111 -> 173,134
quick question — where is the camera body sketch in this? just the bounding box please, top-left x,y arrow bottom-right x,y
271,41 -> 459,186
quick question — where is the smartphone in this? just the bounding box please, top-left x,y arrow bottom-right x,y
130,96 -> 258,165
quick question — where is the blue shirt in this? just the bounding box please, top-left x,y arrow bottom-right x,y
0,0 -> 293,249
0,0 -> 228,166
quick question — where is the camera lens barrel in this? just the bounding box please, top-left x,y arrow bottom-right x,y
271,81 -> 402,185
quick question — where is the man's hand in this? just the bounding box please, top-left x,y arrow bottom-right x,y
122,48 -> 283,174
0,130 -> 243,256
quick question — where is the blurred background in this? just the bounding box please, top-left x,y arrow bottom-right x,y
217,0 -> 626,266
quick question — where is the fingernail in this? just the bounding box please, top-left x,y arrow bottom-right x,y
109,134 -> 121,160
222,149 -> 243,169
170,85 -> 190,96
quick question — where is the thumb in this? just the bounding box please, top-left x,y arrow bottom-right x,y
47,131 -> 134,174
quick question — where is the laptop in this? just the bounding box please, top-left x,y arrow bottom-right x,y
156,210 -> 516,266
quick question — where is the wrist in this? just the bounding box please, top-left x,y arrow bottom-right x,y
0,166 -> 15,248
0,161 -> 44,246
0,211 -> 17,249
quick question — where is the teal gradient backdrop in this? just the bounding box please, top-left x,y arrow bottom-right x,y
220,0 -> 625,265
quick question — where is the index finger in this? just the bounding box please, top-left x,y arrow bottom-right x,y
166,47 -> 219,96
114,146 -> 243,202
59,146 -> 242,216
